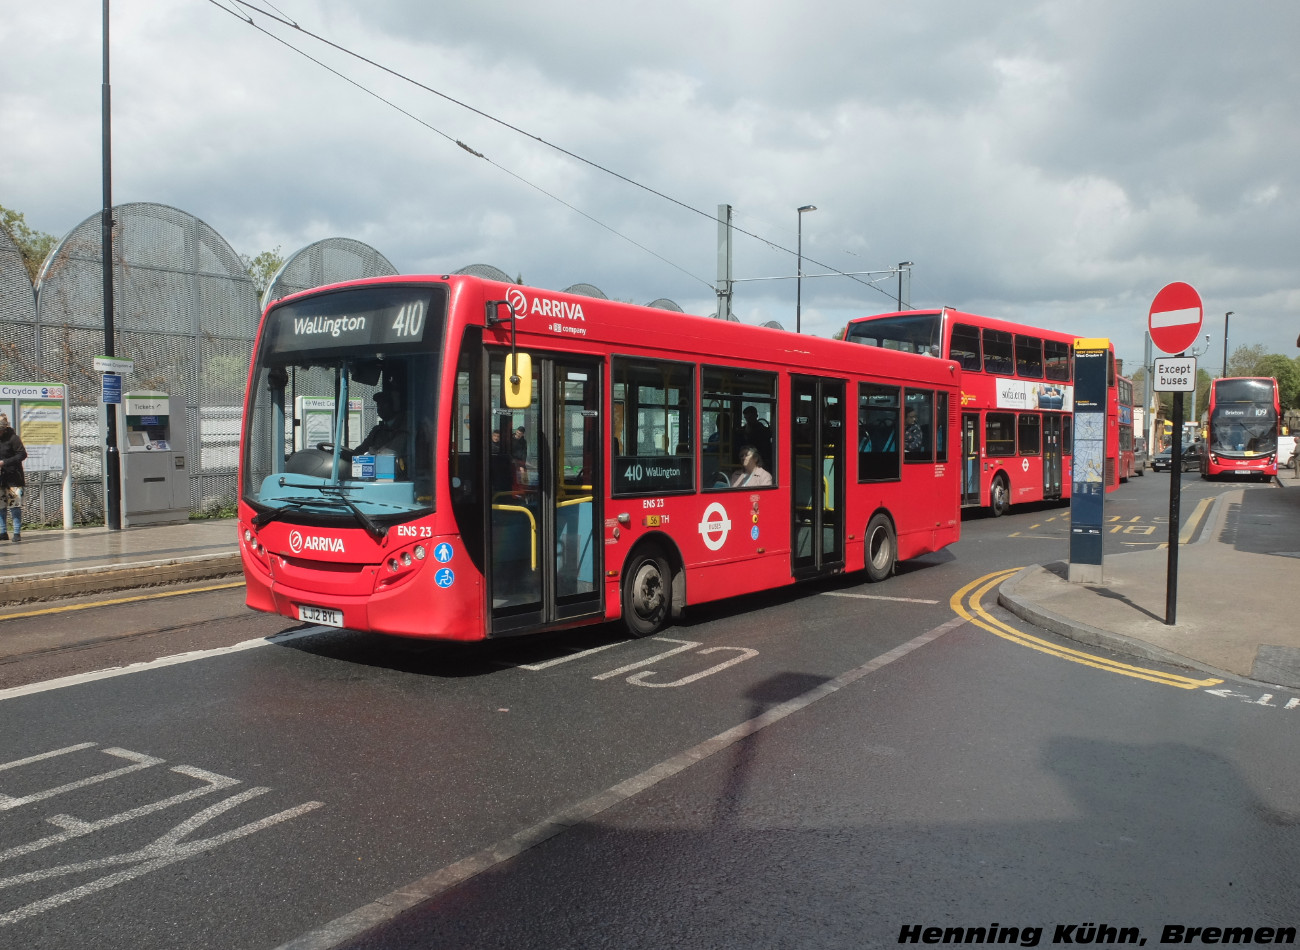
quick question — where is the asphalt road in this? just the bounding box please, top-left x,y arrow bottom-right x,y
1,475 -> 1295,949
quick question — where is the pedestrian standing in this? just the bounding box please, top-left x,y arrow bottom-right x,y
0,413 -> 27,542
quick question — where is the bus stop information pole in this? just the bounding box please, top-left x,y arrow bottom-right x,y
1147,281 -> 1204,626
1068,339 -> 1110,584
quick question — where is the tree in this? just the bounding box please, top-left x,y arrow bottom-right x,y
240,246 -> 284,296
1254,354 -> 1300,409
0,203 -> 58,282
1226,344 -> 1269,379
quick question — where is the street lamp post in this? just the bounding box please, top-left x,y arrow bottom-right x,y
1222,311 -> 1233,377
896,261 -> 913,311
796,205 -> 816,333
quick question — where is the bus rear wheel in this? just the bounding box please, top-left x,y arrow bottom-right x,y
864,513 -> 896,583
622,549 -> 671,637
990,474 -> 1011,517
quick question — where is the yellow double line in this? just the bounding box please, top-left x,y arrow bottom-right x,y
951,569 -> 1222,689
0,581 -> 245,622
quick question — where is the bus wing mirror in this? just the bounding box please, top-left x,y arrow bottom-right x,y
504,353 -> 532,409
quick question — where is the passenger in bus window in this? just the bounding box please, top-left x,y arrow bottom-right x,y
730,445 -> 773,487
904,407 -> 925,454
741,406 -> 772,461
708,413 -> 731,446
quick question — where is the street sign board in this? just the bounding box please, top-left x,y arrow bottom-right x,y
93,356 -> 134,374
1148,282 -> 1203,354
1153,356 -> 1197,392
101,372 -> 122,405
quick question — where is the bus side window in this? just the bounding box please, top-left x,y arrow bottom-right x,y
951,323 -> 982,372
858,382 -> 900,482
986,412 -> 1016,457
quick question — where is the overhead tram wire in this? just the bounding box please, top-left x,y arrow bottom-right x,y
203,0 -> 713,291
212,0 -> 893,299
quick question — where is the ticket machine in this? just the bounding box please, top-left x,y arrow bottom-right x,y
104,390 -> 191,526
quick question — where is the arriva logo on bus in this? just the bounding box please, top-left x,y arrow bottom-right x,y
289,530 -> 345,554
506,288 -> 586,322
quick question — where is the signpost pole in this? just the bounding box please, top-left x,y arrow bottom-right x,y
1147,280 -> 1203,627
1165,383 -> 1183,625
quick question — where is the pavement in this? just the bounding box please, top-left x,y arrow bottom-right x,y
2,467 -> 1299,689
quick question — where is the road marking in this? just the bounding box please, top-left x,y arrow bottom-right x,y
0,743 -> 322,927
0,581 -> 246,622
0,628 -> 327,703
822,592 -> 939,604
515,643 -> 620,670
1156,495 -> 1213,548
270,616 -> 967,950
951,570 -> 1222,690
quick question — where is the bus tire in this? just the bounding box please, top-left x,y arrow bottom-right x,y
622,548 -> 672,637
864,513 -> 896,583
990,474 -> 1011,517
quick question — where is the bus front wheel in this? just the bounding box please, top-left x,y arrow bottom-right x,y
990,474 -> 1011,517
622,549 -> 672,637
864,513 -> 896,583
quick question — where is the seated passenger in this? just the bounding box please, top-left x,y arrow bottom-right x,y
730,445 -> 773,487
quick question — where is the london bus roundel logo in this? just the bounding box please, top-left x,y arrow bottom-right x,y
289,529 -> 304,553
506,288 -> 527,319
698,502 -> 732,551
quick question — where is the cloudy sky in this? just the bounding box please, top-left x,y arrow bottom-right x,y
3,0 -> 1298,370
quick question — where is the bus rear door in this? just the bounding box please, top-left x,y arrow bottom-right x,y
791,376 -> 845,577
488,353 -> 603,634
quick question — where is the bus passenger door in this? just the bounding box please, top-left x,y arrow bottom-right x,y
1043,414 -> 1062,499
486,354 -> 602,634
791,376 -> 845,578
961,413 -> 980,507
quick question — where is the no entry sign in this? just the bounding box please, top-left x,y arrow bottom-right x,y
1148,282 -> 1203,354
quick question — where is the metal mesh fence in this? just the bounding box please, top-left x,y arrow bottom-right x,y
263,237 -> 398,307
23,203 -> 260,525
15,205 -> 402,527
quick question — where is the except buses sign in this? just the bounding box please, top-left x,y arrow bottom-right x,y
1148,282 -> 1203,355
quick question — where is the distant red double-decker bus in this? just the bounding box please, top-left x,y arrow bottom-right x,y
843,309 -> 1118,515
238,274 -> 962,641
1116,373 -> 1137,480
1202,377 -> 1280,481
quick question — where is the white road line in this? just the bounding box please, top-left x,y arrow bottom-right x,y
273,616 -> 967,950
0,628 -> 329,703
822,591 -> 939,604
514,643 -> 620,671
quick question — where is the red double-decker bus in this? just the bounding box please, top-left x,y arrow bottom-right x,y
843,309 -> 1118,515
1116,373 -> 1137,480
1202,377 -> 1280,481
238,274 -> 962,641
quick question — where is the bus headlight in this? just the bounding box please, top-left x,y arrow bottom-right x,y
414,545 -> 426,560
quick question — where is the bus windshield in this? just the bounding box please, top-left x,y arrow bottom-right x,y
1210,406 -> 1278,455
241,284 -> 447,531
843,312 -> 943,356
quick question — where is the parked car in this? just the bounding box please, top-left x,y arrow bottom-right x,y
1133,439 -> 1147,475
1150,445 -> 1199,472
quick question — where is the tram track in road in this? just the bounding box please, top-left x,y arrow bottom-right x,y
0,579 -> 299,689
0,579 -> 246,624
950,569 -> 1223,690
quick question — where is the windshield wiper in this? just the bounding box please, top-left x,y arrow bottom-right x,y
318,486 -> 388,541
252,499 -> 310,529
257,478 -> 390,542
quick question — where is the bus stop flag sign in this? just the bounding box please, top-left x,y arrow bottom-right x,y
1148,282 -> 1203,355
